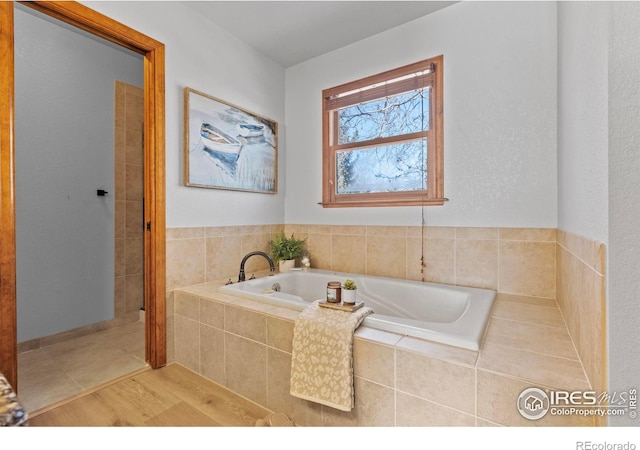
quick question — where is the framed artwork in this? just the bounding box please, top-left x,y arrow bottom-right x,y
183,87 -> 278,193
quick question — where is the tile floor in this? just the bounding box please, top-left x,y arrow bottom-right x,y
17,320 -> 147,413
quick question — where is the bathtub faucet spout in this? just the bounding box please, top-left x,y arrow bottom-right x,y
238,251 -> 275,282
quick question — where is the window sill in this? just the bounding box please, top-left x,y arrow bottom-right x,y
318,198 -> 448,208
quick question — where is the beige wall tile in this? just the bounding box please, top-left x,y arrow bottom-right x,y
556,231 -> 606,390
174,291 -> 200,321
396,337 -> 478,367
124,274 -> 143,313
477,343 -> 589,390
476,418 -> 503,426
125,144 -> 143,166
166,238 -> 205,290
490,300 -> 564,327
225,305 -> 266,343
166,227 -> 205,240
114,276 -> 125,317
425,238 -> 456,284
353,339 -> 394,387
332,234 -> 366,274
270,224 -> 285,235
283,224 -> 308,236
166,315 -> 175,363
200,324 -> 225,385
200,298 -> 224,329
125,164 -> 143,200
407,226 -> 455,239
366,225 -> 406,237
499,241 -> 556,298
396,392 -> 475,426
125,200 -> 143,239
124,238 -> 143,275
166,290 -> 175,317
321,377 -> 395,426
115,82 -> 125,128
307,233 -> 332,270
174,315 -> 200,373
125,96 -> 143,144
331,225 -> 366,235
499,228 -> 557,242
307,224 -> 331,234
406,237 -> 425,282
206,236 -> 241,282
125,125 -> 144,152
578,267 -> 606,392
367,235 -> 406,279
494,292 -> 558,309
455,239 -> 498,290
396,349 -> 475,414
205,225 -> 242,237
224,333 -> 267,406
354,327 -> 403,347
483,318 -> 578,360
266,317 -> 294,353
115,200 -> 125,239
114,126 -> 125,163
456,227 -> 498,240
476,370 -> 594,426
115,162 -> 125,201
125,83 -> 143,98
115,238 -> 125,277
266,348 -> 323,426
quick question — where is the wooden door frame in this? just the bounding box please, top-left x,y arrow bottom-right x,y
0,1 -> 166,390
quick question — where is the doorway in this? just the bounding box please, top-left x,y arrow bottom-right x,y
0,1 -> 166,392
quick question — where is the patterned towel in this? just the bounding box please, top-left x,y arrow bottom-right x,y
0,372 -> 28,426
290,300 -> 373,412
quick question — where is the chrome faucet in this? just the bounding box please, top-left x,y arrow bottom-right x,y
238,251 -> 275,282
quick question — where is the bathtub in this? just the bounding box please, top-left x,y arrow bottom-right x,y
218,269 -> 495,351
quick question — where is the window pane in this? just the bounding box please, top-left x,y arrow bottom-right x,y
336,140 -> 427,194
338,88 -> 430,145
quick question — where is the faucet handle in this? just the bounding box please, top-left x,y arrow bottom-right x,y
225,279 -> 233,285
249,274 -> 256,280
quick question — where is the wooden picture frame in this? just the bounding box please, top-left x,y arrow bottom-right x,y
184,88 -> 278,193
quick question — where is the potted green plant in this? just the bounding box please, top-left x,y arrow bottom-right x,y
269,233 -> 307,272
342,279 -> 357,305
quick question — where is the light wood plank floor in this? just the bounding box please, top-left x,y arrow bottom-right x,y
29,363 -> 271,426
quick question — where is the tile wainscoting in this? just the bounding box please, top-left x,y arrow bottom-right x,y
172,283 -> 593,426
165,224 -> 607,426
556,230 -> 607,399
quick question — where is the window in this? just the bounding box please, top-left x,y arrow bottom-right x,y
321,56 -> 445,208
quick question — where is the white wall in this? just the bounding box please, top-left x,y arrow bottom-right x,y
284,1 -> 558,227
607,1 -> 640,426
557,1 -> 609,244
14,7 -> 143,341
83,1 -> 286,228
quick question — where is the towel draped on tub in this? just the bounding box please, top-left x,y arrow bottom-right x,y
290,300 -> 373,412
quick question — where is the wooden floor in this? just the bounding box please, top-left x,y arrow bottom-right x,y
29,363 -> 271,426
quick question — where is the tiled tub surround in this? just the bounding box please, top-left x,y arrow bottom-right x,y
173,281 -> 594,426
556,231 -> 607,395
166,225 -> 557,298
114,80 -> 145,317
166,225 -> 606,425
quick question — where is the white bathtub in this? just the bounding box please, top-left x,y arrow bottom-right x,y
218,269 -> 495,351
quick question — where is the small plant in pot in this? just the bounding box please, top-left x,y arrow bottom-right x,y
269,233 -> 307,272
342,279 -> 357,305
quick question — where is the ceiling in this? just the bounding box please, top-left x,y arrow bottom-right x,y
183,1 -> 456,67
